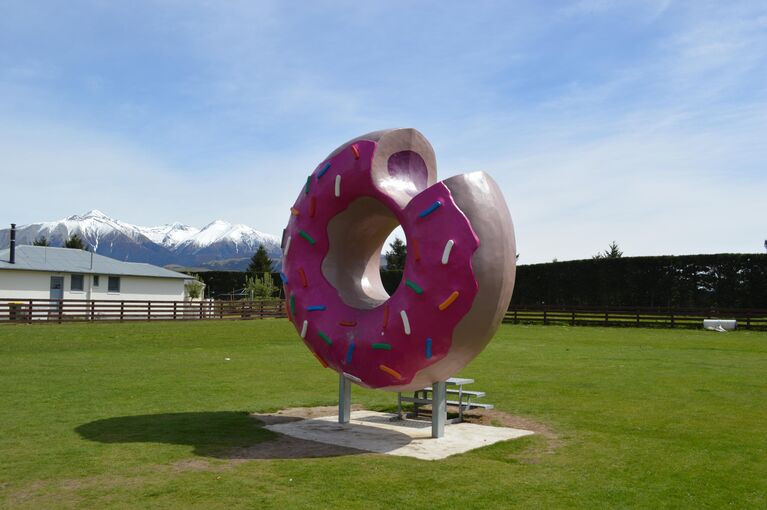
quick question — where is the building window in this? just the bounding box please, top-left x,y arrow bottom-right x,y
108,276 -> 121,293
71,274 -> 84,292
93,275 -> 100,287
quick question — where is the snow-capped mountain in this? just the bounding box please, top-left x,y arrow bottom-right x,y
0,210 -> 282,271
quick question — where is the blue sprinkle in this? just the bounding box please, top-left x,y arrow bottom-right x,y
425,338 -> 433,359
317,161 -> 331,178
418,201 -> 442,218
279,272 -> 288,284
346,343 -> 355,364
307,305 -> 326,312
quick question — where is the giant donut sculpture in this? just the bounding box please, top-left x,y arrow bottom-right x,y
282,128 -> 515,392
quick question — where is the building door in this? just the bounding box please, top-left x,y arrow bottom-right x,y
50,276 -> 64,301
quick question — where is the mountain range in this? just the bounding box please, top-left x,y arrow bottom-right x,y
0,210 -> 282,271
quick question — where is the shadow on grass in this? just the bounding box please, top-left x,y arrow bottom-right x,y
75,411 -> 373,460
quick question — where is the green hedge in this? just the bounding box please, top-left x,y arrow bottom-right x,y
514,254 -> 767,308
192,254 -> 767,308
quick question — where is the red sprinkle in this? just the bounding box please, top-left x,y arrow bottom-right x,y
299,267 -> 308,288
309,196 -> 316,218
339,321 -> 357,327
411,238 -> 421,261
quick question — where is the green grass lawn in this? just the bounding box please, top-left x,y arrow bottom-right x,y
1,320 -> 765,509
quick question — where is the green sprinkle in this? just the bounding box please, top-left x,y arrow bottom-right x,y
372,343 -> 392,350
289,294 -> 295,316
299,230 -> 315,245
318,331 -> 332,345
305,176 -> 311,194
405,280 -> 423,294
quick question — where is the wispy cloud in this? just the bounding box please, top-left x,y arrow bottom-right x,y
0,1 -> 765,262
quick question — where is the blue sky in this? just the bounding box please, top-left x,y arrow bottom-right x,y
1,0 -> 765,263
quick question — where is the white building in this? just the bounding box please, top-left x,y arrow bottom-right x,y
0,244 -> 198,302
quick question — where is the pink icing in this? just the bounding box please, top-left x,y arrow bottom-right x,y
283,140 -> 480,388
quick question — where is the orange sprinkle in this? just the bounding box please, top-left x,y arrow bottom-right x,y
339,320 -> 357,327
312,351 -> 329,368
438,291 -> 460,311
309,196 -> 317,217
411,239 -> 421,261
379,364 -> 402,379
382,304 -> 389,329
351,144 -> 360,160
290,207 -> 300,216
299,267 -> 308,288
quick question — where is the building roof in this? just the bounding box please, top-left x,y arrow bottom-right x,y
0,245 -> 191,280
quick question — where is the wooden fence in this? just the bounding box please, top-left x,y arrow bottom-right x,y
0,298 -> 287,324
504,305 -> 767,330
2,298 -> 766,331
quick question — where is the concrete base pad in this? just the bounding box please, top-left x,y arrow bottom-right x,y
264,410 -> 534,460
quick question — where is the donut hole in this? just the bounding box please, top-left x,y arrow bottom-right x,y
322,198 -> 403,310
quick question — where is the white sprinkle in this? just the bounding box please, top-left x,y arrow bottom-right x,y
334,175 -> 341,197
343,372 -> 361,383
300,320 -> 308,338
400,310 -> 411,335
441,239 -> 454,265
284,235 -> 292,257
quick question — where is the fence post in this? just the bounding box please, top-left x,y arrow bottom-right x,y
173,302 -> 177,320
636,309 -> 640,327
120,301 -> 124,321
199,301 -> 203,319
57,300 -> 63,323
543,309 -> 548,325
28,299 -> 33,324
745,315 -> 751,330
604,310 -> 609,326
147,301 -> 152,321
670,313 -> 675,328
259,300 -> 264,319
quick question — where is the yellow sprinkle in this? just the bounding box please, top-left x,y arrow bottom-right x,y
379,364 -> 402,379
438,291 -> 460,311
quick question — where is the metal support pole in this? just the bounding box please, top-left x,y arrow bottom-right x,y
431,380 -> 447,438
338,374 -> 352,424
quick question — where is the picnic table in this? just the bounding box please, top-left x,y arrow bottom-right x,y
396,377 -> 494,423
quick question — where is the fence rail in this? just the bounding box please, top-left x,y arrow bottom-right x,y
0,298 -> 287,324
504,305 -> 767,330
3,298 -> 766,330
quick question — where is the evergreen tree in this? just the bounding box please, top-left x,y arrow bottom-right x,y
32,236 -> 50,246
65,234 -> 87,250
385,238 -> 407,270
593,241 -> 623,260
247,244 -> 273,275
